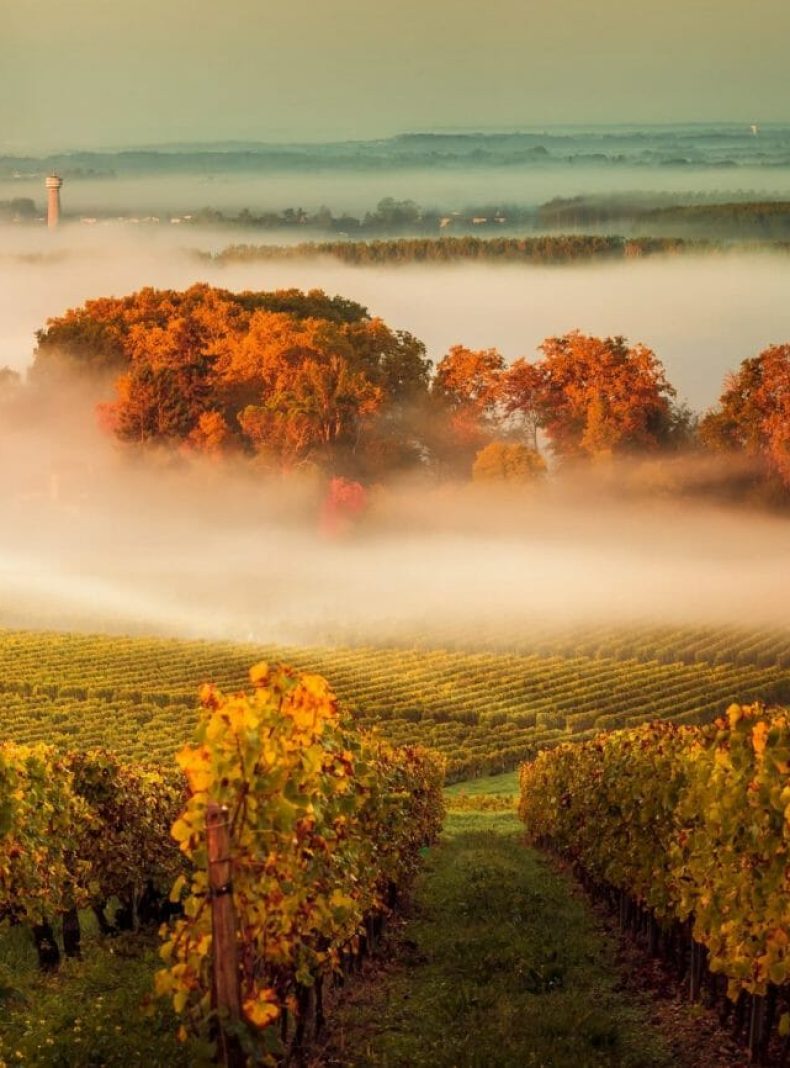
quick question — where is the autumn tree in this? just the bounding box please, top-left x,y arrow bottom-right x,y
700,344 -> 790,487
32,284 -> 362,385
100,317 -> 216,444
210,312 -> 379,467
234,287 -> 369,324
472,441 -> 547,483
433,345 -> 505,416
430,346 -> 507,470
511,331 -> 676,462
341,318 -> 430,401
32,298 -> 128,381
237,350 -> 382,469
207,300 -> 430,471
501,358 -> 545,450
319,477 -> 369,537
32,285 -> 248,384
338,318 -> 432,473
184,411 -> 236,457
39,285 -> 432,474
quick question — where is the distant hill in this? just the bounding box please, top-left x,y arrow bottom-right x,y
4,123 -> 790,179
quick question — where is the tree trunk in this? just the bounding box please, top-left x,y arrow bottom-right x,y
62,907 -> 82,959
32,921 -> 60,971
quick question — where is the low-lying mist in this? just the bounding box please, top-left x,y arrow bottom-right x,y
2,222 -> 787,648
3,224 -> 790,411
0,404 -> 787,646
6,163 -> 790,217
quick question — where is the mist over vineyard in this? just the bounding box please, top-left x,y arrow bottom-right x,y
0,427 -> 788,643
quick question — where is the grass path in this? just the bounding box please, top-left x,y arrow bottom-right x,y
321,808 -> 674,1068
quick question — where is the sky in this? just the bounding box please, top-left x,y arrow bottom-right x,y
2,0 -> 789,152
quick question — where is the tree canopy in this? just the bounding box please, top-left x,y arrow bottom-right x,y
700,345 -> 790,488
27,286 -> 789,498
472,442 -> 547,483
532,331 -> 676,461
35,284 -> 430,474
432,331 -> 677,468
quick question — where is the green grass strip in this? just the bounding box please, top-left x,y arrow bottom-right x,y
326,810 -> 673,1067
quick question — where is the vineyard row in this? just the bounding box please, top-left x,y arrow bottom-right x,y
0,629 -> 787,780
519,703 -> 790,1063
0,662 -> 445,1061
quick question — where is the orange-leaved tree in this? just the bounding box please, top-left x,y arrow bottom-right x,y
101,317 -> 215,443
430,346 -> 507,468
219,312 -> 384,468
38,285 -> 431,474
700,344 -> 790,488
518,331 -> 676,461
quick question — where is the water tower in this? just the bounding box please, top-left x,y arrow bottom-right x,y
45,174 -> 63,230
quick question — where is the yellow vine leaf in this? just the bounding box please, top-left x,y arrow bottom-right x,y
243,993 -> 280,1029
752,720 -> 769,757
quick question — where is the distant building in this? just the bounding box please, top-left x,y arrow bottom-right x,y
45,174 -> 63,230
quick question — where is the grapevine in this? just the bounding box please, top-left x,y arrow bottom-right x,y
519,703 -> 790,1055
156,661 -> 445,1057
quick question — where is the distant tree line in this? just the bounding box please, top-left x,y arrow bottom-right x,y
535,195 -> 790,239
0,197 -> 37,222
187,197 -> 536,236
205,235 -> 712,267
4,124 -> 790,181
639,201 -> 790,239
7,187 -> 790,243
187,194 -> 790,241
19,285 -> 789,500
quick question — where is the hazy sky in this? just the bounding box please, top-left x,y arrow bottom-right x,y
2,0 -> 789,151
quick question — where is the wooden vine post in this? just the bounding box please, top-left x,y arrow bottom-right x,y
206,802 -> 245,1068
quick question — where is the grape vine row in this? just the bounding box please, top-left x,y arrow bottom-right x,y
0,625 -> 786,780
0,660 -> 444,1060
519,703 -> 790,1060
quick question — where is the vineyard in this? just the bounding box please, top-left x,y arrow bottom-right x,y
0,662 -> 445,1062
0,623 -> 787,780
519,703 -> 790,1064
1,620 -> 789,1064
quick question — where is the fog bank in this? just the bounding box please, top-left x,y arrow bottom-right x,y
0,411 -> 787,645
2,220 -> 787,648
3,225 -> 790,410
6,162 -> 790,218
